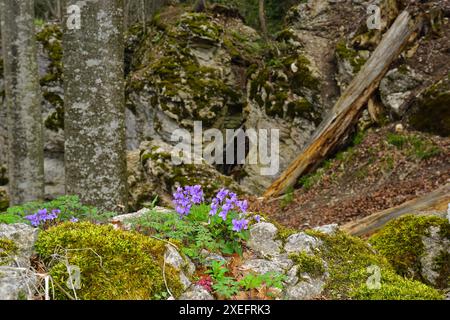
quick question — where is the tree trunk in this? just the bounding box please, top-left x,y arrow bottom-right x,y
0,0 -> 44,205
264,11 -> 419,198
259,0 -> 268,40
63,0 -> 128,213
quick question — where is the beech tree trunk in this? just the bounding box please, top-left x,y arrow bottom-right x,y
0,0 -> 44,205
63,0 -> 128,213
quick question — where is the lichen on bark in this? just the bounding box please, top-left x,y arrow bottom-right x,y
63,0 -> 128,213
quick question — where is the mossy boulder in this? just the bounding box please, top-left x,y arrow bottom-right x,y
407,76 -> 450,137
35,222 -> 184,300
369,215 -> 450,289
335,40 -> 369,91
127,140 -> 245,211
242,43 -> 323,194
294,229 -> 444,299
125,7 -> 262,146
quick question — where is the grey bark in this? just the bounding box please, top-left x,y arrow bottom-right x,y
0,0 -> 45,205
63,0 -> 128,213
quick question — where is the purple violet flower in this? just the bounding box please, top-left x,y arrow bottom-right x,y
232,219 -> 249,232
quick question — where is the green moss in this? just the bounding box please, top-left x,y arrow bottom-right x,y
289,251 -> 325,279
369,215 -> 450,288
35,222 -> 184,300
0,238 -> 17,261
177,13 -> 223,42
408,78 -> 450,137
275,28 -> 296,42
36,24 -> 63,86
335,40 -> 367,74
308,230 -> 443,299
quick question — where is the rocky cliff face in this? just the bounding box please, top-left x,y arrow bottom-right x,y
0,1 -> 448,209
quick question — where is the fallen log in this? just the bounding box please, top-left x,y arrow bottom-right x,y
341,184 -> 450,237
264,11 -> 420,198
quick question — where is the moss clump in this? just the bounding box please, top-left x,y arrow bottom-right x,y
35,222 -> 184,300
289,251 -> 325,279
408,77 -> 450,137
335,40 -> 367,74
36,24 -> 63,86
249,53 -> 321,122
309,230 -> 443,300
369,215 -> 450,288
0,238 -> 18,261
177,13 -> 223,43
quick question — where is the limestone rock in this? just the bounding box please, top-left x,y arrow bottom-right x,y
380,66 -> 423,115
420,226 -> 450,288
0,223 -> 38,268
127,140 -> 244,210
284,233 -> 322,254
0,268 -> 37,300
240,259 -> 284,275
179,284 -> 214,300
247,222 -> 282,257
284,277 -> 326,300
313,224 -> 339,235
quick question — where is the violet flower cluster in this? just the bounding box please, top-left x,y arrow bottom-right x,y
172,185 -> 260,233
25,208 -> 60,227
209,188 -> 250,232
173,185 -> 204,217
24,208 -> 78,227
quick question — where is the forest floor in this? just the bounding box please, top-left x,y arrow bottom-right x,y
248,124 -> 450,230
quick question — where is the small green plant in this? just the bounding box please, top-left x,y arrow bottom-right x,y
239,272 -> 285,291
3,195 -> 115,225
0,213 -> 26,224
280,186 -> 294,208
206,260 -> 285,298
386,133 -> 441,160
129,186 -> 259,262
206,260 -> 239,299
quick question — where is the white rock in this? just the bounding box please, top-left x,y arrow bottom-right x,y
420,226 -> 450,287
0,223 -> 38,268
247,222 -> 282,257
313,224 -> 339,235
284,233 -> 322,254
179,285 -> 214,300
241,259 -> 284,275
284,278 -> 326,300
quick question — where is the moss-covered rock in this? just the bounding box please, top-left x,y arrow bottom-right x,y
36,24 -> 64,132
125,7 -> 260,139
35,222 -> 184,300
127,140 -> 245,211
369,215 -> 450,289
295,229 -> 444,300
0,238 -> 17,263
407,76 -> 450,137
